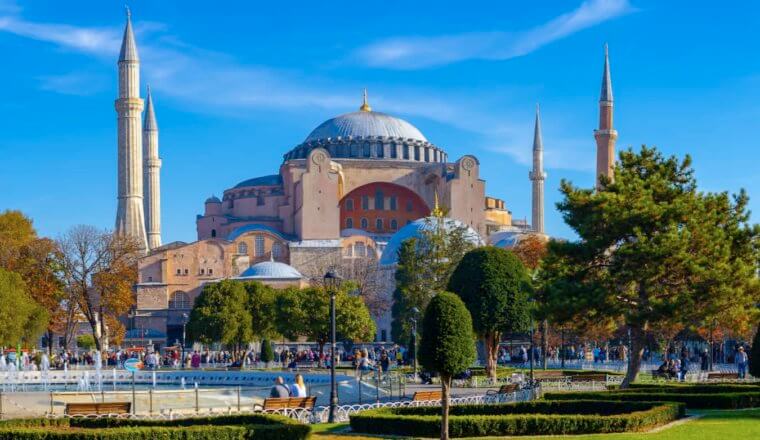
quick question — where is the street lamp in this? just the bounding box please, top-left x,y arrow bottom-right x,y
409,307 -> 420,382
181,313 -> 189,370
324,270 -> 342,424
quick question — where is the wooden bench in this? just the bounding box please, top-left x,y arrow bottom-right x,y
261,396 -> 316,411
531,370 -> 567,382
650,369 -> 671,380
707,372 -> 739,380
569,373 -> 608,382
411,390 -> 442,402
486,383 -> 520,396
65,402 -> 131,416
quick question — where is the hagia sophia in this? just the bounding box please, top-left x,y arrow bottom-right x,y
114,12 -> 617,346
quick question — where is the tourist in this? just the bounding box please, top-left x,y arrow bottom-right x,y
379,351 -> 390,373
191,351 -> 201,369
290,374 -> 307,397
270,376 -> 290,398
700,349 -> 709,371
736,346 -> 748,379
679,351 -> 689,382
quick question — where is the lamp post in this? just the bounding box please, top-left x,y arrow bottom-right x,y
324,270 -> 342,424
410,307 -> 420,382
181,313 -> 188,370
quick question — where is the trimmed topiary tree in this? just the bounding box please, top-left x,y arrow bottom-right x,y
751,325 -> 760,378
260,339 -> 274,364
418,292 -> 476,440
448,247 -> 531,381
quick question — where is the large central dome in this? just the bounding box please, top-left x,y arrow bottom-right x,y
283,91 -> 447,163
304,111 -> 428,143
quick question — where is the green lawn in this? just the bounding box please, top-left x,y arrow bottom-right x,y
312,408 -> 760,439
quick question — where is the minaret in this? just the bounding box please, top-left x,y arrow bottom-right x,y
114,8 -> 148,251
594,43 -> 617,188
143,85 -> 161,250
529,104 -> 546,234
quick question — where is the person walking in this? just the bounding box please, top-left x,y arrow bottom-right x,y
736,346 -> 748,379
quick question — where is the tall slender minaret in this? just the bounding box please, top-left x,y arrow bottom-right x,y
594,43 -> 617,188
114,8 -> 148,251
143,85 -> 161,250
529,104 -> 546,234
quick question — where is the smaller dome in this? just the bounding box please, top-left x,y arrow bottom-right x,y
380,216 -> 483,266
489,228 -> 547,249
205,195 -> 221,204
237,260 -> 302,280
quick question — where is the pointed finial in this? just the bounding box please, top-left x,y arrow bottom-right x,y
125,5 -> 131,19
533,102 -> 543,152
600,43 -> 613,102
431,190 -> 445,217
144,84 -> 158,131
359,88 -> 372,112
119,5 -> 139,62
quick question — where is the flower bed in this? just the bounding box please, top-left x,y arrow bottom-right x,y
349,400 -> 684,437
0,413 -> 310,440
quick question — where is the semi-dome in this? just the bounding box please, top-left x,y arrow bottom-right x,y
380,216 -> 484,266
237,260 -> 303,280
283,91 -> 447,164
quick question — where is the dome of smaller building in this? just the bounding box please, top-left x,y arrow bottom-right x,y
489,228 -> 547,249
380,216 -> 483,266
205,195 -> 221,204
237,260 -> 302,280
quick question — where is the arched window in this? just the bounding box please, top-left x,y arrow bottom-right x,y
403,144 -> 409,159
346,218 -> 354,229
272,242 -> 282,259
390,219 -> 398,230
254,235 -> 265,256
362,142 -> 371,157
390,143 -> 397,158
169,291 -> 191,309
376,218 -> 383,231
237,242 -> 248,255
374,190 -> 384,210
346,199 -> 354,211
376,143 -> 384,157
361,195 -> 369,210
390,196 -> 397,211
211,229 -> 217,238
360,217 -> 368,229
355,242 -> 366,257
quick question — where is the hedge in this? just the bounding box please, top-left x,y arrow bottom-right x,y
544,390 -> 760,409
0,413 -> 310,440
349,400 -> 683,438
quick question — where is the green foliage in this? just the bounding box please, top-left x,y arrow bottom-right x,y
349,400 -> 684,437
418,291 -> 476,380
75,334 -> 96,350
448,247 -> 531,378
391,215 -> 477,343
0,268 -> 48,346
186,280 -> 253,349
545,389 -> 760,409
242,281 -> 279,339
0,414 -> 310,440
260,338 -> 275,363
751,325 -> 760,378
540,146 -> 760,386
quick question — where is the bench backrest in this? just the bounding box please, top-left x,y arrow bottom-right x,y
412,391 -> 443,401
707,372 -> 739,379
262,396 -> 316,410
570,374 -> 607,382
498,383 -> 520,394
65,402 -> 131,415
532,370 -> 565,378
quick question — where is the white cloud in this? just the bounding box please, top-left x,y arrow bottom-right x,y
37,72 -> 109,95
355,0 -> 633,69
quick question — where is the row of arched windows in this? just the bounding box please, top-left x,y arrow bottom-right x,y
236,236 -> 283,258
345,217 -> 399,231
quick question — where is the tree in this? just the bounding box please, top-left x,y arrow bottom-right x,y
186,280 -> 253,355
0,268 -> 48,346
750,326 -> 760,379
76,334 -> 96,350
392,214 -> 477,343
448,247 -> 531,381
418,292 -> 476,440
277,286 -> 376,361
513,235 -> 551,368
242,281 -> 279,340
57,226 -> 139,351
541,146 -> 760,387
260,338 -> 275,364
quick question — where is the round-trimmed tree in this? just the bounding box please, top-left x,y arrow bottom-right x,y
448,247 -> 531,381
260,338 -> 274,364
751,325 -> 760,378
418,291 -> 476,440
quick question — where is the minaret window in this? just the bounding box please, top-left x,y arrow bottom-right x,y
254,235 -> 265,256
346,218 -> 354,229
237,242 -> 248,255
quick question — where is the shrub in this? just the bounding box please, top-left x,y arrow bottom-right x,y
544,390 -> 760,409
349,400 -> 683,438
76,334 -> 95,350
0,426 -> 247,440
260,338 -> 274,363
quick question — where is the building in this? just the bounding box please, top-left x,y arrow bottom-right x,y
117,11 -> 616,346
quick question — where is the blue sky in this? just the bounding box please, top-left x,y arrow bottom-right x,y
0,0 -> 758,242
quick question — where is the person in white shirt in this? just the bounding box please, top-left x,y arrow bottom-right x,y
290,374 -> 307,397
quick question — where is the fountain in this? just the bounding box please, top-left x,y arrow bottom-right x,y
180,377 -> 186,390
94,351 -> 103,392
152,371 -> 157,389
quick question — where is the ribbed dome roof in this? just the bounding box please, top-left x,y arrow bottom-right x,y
304,111 -> 428,143
238,261 -> 302,280
380,217 -> 483,266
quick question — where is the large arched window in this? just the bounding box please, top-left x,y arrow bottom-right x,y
169,291 -> 191,309
346,218 -> 354,229
254,235 -> 265,256
374,190 -> 384,210
272,242 -> 282,259
360,217 -> 368,229
237,242 -> 248,255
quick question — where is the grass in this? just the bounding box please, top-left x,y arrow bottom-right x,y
312,408 -> 760,439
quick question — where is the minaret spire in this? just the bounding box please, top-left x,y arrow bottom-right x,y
115,8 -> 148,251
529,104 -> 546,234
143,85 -> 162,250
359,88 -> 372,112
594,43 -> 618,188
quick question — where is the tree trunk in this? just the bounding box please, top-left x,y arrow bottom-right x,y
441,375 -> 451,440
541,320 -> 549,370
47,330 -> 54,356
484,332 -> 499,382
621,324 -> 645,388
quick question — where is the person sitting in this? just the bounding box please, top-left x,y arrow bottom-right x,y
269,376 -> 290,398
290,374 -> 307,397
